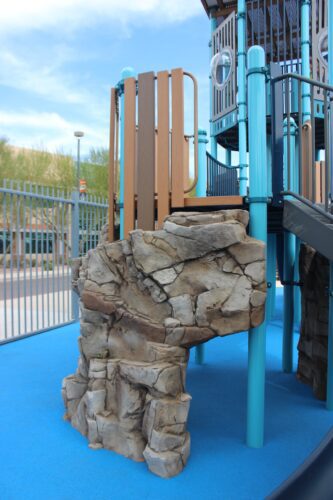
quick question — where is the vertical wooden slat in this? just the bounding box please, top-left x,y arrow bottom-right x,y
155,130 -> 158,197
315,161 -> 322,202
301,121 -> 312,199
171,68 -> 185,208
137,72 -> 155,230
108,87 -> 116,242
157,71 -> 170,228
183,136 -> 190,194
123,77 -> 136,238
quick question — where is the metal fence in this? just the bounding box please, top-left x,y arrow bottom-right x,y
270,72 -> 333,212
206,152 -> 239,196
0,180 -> 108,343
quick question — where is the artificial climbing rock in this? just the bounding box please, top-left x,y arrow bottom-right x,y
62,210 -> 266,477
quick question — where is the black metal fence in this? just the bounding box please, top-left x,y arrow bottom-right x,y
206,152 -> 239,197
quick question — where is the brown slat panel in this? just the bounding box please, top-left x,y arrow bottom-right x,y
157,71 -> 170,228
171,68 -> 185,208
108,88 -> 116,242
183,136 -> 190,193
184,196 -> 244,207
301,121 -> 312,200
123,77 -> 136,238
137,72 -> 155,230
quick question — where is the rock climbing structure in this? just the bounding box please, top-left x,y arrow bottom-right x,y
297,244 -> 329,400
62,209 -> 266,477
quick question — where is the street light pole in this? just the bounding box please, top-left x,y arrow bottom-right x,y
74,131 -> 84,191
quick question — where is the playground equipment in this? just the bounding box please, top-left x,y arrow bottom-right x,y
45,0 -> 326,484
77,0 -> 333,478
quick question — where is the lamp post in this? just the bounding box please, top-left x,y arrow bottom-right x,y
74,131 -> 84,191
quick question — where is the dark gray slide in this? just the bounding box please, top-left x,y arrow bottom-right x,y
267,428 -> 333,500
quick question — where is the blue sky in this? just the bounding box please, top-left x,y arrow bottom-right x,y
0,1 -> 211,158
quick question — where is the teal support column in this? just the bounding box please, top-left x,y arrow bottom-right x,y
294,238 -> 301,328
196,129 -> 209,197
195,130 -> 208,365
283,231 -> 295,372
267,134 -> 272,197
237,0 -> 248,195
195,344 -> 205,365
246,46 -> 268,448
211,138 -> 217,159
294,133 -> 301,328
225,149 -> 231,166
209,12 -> 218,158
266,234 -> 276,321
283,118 -> 297,372
266,135 -> 276,322
119,67 -> 135,240
301,0 -> 311,122
326,0 -> 333,410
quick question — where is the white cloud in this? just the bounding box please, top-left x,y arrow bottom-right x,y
0,50 -> 91,105
0,1 -> 202,35
0,109 -> 107,154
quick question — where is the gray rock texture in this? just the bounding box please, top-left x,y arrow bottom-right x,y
297,244 -> 329,400
63,210 -> 266,477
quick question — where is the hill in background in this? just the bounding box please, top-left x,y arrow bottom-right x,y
0,139 -> 113,199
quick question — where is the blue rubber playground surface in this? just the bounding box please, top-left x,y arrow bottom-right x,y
1,288 -> 333,500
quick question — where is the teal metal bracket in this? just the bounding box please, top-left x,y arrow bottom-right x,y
247,65 -> 270,81
245,196 -> 271,203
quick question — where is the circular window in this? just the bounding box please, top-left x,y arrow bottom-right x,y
210,49 -> 232,90
318,30 -> 328,67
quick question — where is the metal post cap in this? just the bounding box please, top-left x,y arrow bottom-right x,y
120,67 -> 135,80
283,117 -> 297,135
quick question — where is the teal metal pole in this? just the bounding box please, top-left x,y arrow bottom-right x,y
195,344 -> 205,365
267,134 -> 272,198
209,12 -> 218,158
246,46 -> 268,448
119,67 -> 135,240
294,237 -> 301,328
195,129 -> 208,365
294,134 -> 301,328
283,231 -> 295,372
225,149 -> 231,166
196,129 -> 209,197
326,0 -> 333,410
282,118 -> 297,372
299,0 -> 310,331
237,0 -> 248,196
301,0 -> 311,122
266,234 -> 276,321
266,135 -> 276,322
